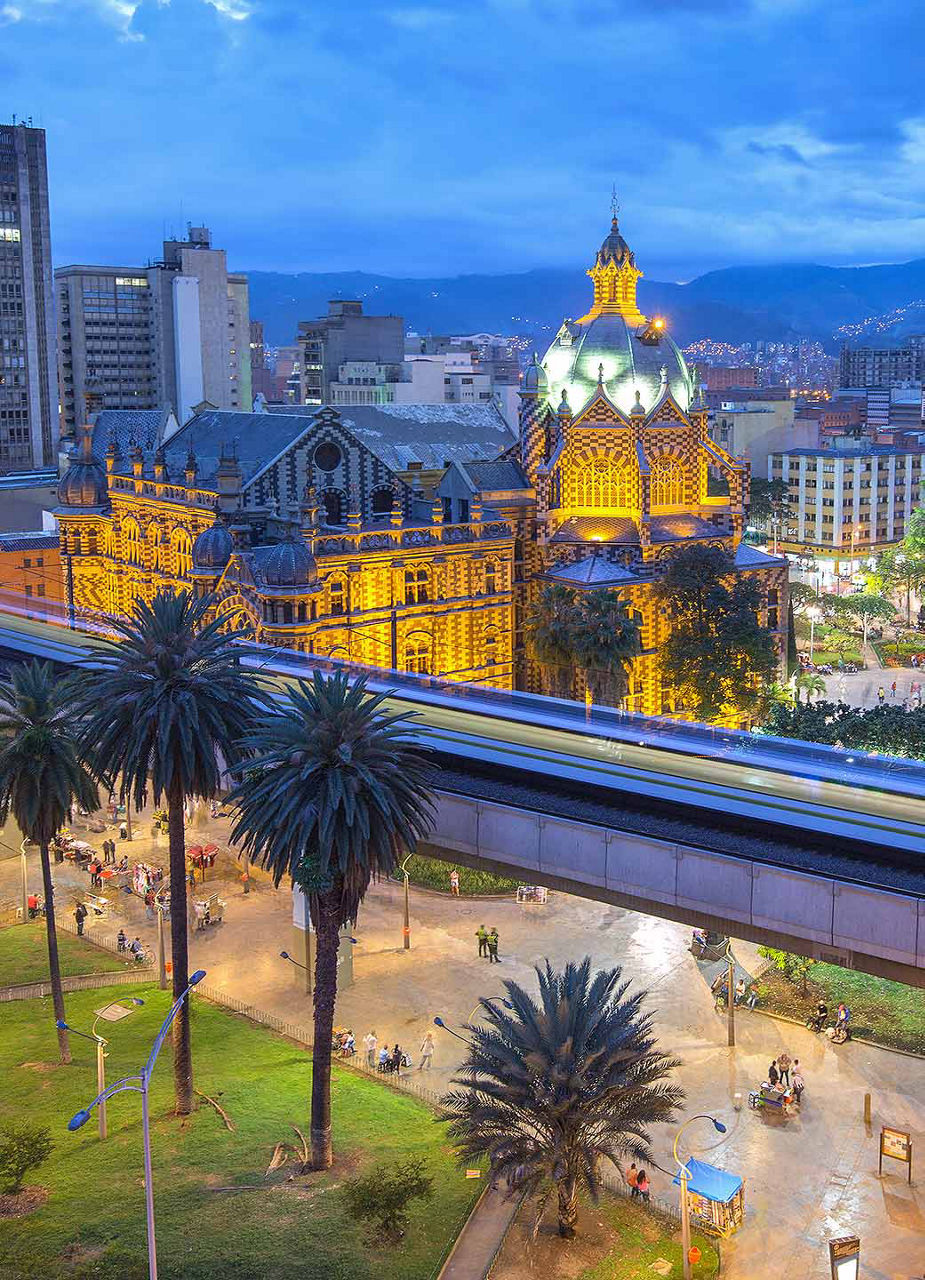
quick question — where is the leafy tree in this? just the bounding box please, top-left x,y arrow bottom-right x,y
73,591 -> 263,1114
440,957 -> 683,1240
794,672 -> 826,703
0,663 -> 99,1064
0,1123 -> 54,1194
230,671 -> 434,1170
748,477 -> 789,524
762,699 -> 925,759
524,584 -> 577,697
835,593 -> 896,647
822,630 -> 856,660
789,582 -> 820,615
570,590 -> 642,707
656,544 -> 779,724
757,946 -> 816,995
342,1157 -> 434,1238
872,547 -> 925,625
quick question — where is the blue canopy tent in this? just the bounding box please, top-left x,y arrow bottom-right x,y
673,1158 -> 745,1237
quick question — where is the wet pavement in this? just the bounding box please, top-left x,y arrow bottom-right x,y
2,804 -> 924,1279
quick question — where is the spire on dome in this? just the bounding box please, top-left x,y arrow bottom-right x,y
583,208 -> 645,325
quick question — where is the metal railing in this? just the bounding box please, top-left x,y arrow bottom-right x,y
0,967 -> 155,1002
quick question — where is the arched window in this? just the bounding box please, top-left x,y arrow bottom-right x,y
170,528 -> 192,579
577,458 -> 632,509
321,489 -> 345,526
405,566 -> 429,605
651,457 -> 684,508
482,628 -> 501,665
328,577 -> 346,616
122,518 -> 141,566
327,646 -> 349,661
371,486 -> 394,517
86,529 -> 98,556
404,631 -> 432,675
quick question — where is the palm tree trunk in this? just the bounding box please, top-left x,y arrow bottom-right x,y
39,841 -> 70,1064
167,784 -> 194,1115
557,1176 -> 578,1238
310,887 -> 341,1170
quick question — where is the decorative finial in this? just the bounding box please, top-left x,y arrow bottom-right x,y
558,389 -> 570,414
598,363 -> 605,386
660,365 -> 668,388
610,183 -> 619,221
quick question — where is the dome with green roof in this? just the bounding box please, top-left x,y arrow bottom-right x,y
540,213 -> 692,417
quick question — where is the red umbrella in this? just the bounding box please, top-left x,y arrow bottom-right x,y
187,845 -> 203,856
203,844 -> 219,854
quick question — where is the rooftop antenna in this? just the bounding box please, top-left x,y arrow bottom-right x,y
610,184 -> 620,221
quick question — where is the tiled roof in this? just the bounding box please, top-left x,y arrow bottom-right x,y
649,514 -> 723,542
148,410 -> 314,486
462,459 -> 530,491
734,542 -> 786,568
544,554 -> 643,587
0,531 -> 59,551
91,409 -> 175,457
326,403 -> 517,471
0,469 -> 58,490
549,516 -> 639,545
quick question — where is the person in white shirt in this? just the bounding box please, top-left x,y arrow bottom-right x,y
363,1030 -> 377,1069
418,1032 -> 435,1070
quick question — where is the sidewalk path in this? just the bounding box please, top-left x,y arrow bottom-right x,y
439,1186 -> 519,1280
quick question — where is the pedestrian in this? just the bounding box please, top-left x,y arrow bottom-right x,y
768,1059 -> 779,1086
777,1050 -> 792,1088
119,821 -> 127,840
487,927 -> 500,963
877,686 -> 885,705
745,984 -> 758,1010
635,1169 -> 650,1203
734,977 -> 746,1006
27,893 -> 38,919
364,1029 -> 377,1069
390,1043 -> 403,1074
74,902 -> 87,936
129,936 -> 143,960
449,869 -> 460,897
117,928 -> 127,953
626,1162 -> 638,1196
476,924 -> 488,958
792,1060 -> 804,1101
891,680 -> 897,698
378,1045 -> 389,1072
144,887 -> 155,921
418,1031 -> 435,1070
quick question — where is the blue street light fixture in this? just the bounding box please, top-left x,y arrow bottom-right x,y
66,970 -> 206,1280
434,996 -> 514,1043
674,1114 -> 728,1280
56,997 -> 145,1140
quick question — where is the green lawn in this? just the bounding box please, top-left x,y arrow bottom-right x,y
0,985 -> 480,1280
759,963 -> 925,1054
580,1195 -> 720,1278
0,921 -> 127,987
808,646 -> 864,667
404,852 -> 521,896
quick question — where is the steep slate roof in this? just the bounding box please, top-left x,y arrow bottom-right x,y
649,514 -> 724,542
91,409 -> 175,457
149,410 -> 314,486
734,541 -> 787,568
544,554 -> 643,587
325,403 -> 517,471
0,531 -> 59,552
462,458 -> 530,491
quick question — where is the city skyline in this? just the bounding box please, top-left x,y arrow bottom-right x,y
3,0 -> 923,280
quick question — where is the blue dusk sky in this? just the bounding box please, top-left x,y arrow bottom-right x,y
3,0 -> 923,281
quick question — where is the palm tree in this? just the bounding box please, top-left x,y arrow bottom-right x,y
230,671 -> 434,1170
795,672 -> 826,703
73,590 -> 262,1113
571,590 -> 642,707
524,584 -> 577,698
441,957 -> 683,1240
0,662 -> 99,1063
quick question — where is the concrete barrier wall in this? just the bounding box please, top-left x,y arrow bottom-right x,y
430,791 -> 924,982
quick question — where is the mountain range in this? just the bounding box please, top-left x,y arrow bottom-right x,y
246,258 -> 925,351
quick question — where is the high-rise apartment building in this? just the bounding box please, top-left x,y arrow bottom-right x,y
298,300 -> 403,405
56,225 -> 251,437
839,337 -> 925,389
0,122 -> 57,472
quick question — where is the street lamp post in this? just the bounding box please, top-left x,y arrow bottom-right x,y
673,1114 -> 727,1280
156,906 -> 167,991
724,941 -> 736,1048
57,998 -> 145,1139
807,605 -> 822,663
20,837 -> 28,925
66,971 -> 206,1280
280,940 -> 357,992
399,852 -> 412,951
434,996 -> 514,1043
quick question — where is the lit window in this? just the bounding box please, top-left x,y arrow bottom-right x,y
405,567 -> 429,605
577,458 -> 632,509
0,228 -> 21,243
404,632 -> 432,675
651,457 -> 684,508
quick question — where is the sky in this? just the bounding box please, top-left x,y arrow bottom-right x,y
4,0 -> 925,282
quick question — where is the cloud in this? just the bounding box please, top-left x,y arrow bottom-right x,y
0,4 -> 22,22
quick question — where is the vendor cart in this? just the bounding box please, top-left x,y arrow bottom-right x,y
673,1158 -> 745,1238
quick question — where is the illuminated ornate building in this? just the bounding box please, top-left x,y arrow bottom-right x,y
54,210 -> 788,714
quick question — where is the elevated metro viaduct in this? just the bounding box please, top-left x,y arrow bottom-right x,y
2,606 -> 925,986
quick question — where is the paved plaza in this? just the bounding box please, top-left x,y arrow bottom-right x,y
2,805 -> 925,1279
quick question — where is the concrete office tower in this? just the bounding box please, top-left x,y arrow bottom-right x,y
56,225 -> 251,437
298,300 -> 404,405
0,122 -> 57,472
839,337 -> 925,389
